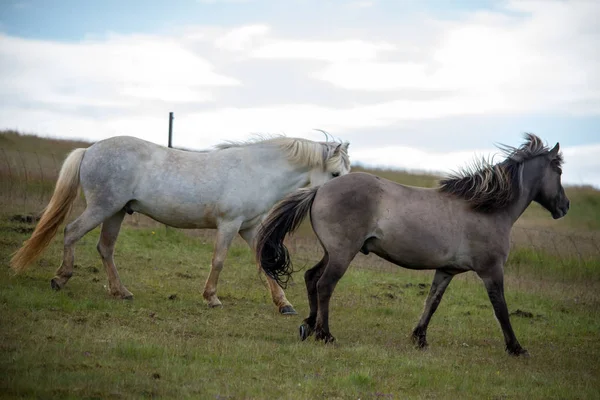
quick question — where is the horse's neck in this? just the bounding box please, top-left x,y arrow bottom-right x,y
251,147 -> 312,195
502,162 -> 540,225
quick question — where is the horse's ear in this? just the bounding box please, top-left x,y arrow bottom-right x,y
334,142 -> 349,155
549,142 -> 560,157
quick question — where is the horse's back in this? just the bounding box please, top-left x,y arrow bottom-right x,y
80,136 -> 161,186
84,136 -> 169,163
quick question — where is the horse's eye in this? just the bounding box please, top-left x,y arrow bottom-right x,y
332,172 -> 340,177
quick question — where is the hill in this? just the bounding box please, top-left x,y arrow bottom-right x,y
1,130 -> 599,231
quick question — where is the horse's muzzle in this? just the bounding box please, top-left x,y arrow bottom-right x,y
552,199 -> 570,219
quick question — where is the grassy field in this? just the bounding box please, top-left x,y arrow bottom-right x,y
1,131 -> 600,399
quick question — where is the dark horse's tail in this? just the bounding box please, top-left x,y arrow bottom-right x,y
256,186 -> 319,288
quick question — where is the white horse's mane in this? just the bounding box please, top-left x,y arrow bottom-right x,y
215,136 -> 350,171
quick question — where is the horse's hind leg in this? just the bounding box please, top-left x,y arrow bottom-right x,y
97,210 -> 132,299
51,206 -> 115,291
203,220 -> 243,308
239,225 -> 296,315
412,268 -> 456,348
314,253 -> 355,343
299,254 -> 328,341
265,276 -> 297,315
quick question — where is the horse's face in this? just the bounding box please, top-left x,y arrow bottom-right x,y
533,143 -> 570,219
308,142 -> 350,187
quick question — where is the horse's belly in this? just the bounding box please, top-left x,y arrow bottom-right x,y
365,234 -> 462,270
129,200 -> 218,229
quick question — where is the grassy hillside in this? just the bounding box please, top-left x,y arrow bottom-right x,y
0,130 -> 92,158
1,217 -> 598,399
1,131 -> 599,398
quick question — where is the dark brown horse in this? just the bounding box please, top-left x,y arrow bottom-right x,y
256,134 -> 569,356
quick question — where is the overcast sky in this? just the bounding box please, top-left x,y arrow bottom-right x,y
1,0 -> 599,187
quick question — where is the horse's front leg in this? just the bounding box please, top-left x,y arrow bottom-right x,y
202,220 -> 242,308
477,264 -> 529,357
239,224 -> 296,315
412,268 -> 456,348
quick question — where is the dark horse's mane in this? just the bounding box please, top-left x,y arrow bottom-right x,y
438,133 -> 563,212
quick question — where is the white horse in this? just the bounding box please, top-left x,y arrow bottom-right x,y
10,135 -> 351,314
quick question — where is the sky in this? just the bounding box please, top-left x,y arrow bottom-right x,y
1,0 -> 599,187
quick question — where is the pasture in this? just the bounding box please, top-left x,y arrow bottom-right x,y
1,131 -> 599,399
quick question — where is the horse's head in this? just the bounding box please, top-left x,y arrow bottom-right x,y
308,142 -> 351,187
531,142 -> 570,219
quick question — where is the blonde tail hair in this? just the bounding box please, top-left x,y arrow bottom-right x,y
10,148 -> 86,273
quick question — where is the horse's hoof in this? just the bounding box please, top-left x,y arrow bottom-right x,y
315,330 -> 335,343
208,302 -> 223,308
413,337 -> 428,349
508,347 -> 530,357
411,330 -> 428,349
280,305 -> 298,315
299,324 -> 309,341
50,278 -> 62,291
109,292 -> 133,300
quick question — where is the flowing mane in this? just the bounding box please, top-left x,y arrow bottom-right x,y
216,136 -> 350,170
438,133 -> 563,212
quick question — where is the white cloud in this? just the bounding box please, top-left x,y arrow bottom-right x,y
214,24 -> 270,52
252,39 -> 395,62
0,33 -> 238,110
120,85 -> 214,103
311,0 -> 600,116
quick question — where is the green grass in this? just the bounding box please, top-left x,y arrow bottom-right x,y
1,131 -> 599,398
1,216 -> 599,399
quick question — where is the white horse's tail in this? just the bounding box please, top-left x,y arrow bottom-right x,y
10,148 -> 86,273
